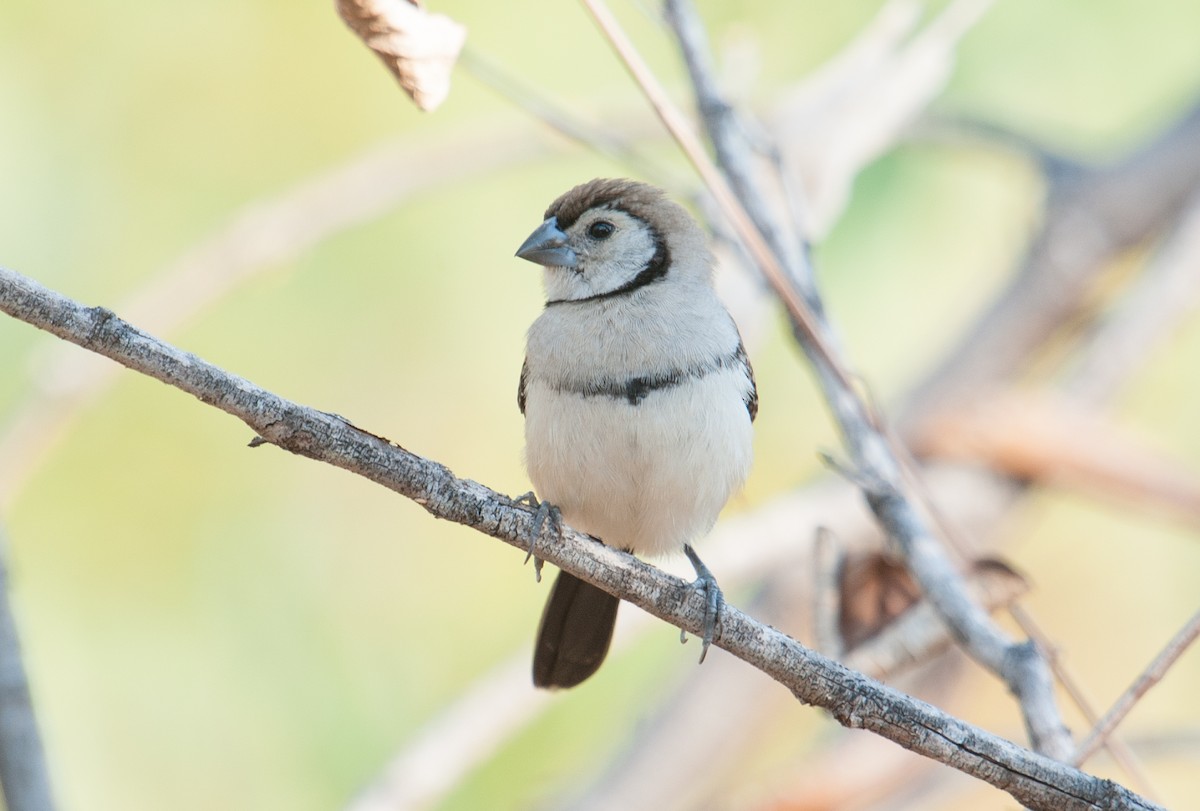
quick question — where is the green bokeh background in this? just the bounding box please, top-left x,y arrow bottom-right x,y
2,1 -> 1199,809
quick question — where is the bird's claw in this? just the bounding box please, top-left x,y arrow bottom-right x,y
514,492 -> 561,583
682,544 -> 724,663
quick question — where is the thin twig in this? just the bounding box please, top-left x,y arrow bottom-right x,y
0,266 -> 1163,811
1009,603 -> 1161,801
1073,608 -> 1200,768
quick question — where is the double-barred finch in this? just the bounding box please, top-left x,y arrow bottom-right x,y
515,178 -> 757,689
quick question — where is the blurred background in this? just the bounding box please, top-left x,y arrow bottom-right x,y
2,0 -> 1200,809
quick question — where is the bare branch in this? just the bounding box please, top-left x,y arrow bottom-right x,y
0,266 -> 1164,811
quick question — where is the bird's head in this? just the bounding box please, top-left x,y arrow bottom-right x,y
515,178 -> 709,305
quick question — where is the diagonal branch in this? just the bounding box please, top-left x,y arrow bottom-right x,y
592,0 -> 1073,760
0,265 -> 1164,811
1073,608 -> 1200,769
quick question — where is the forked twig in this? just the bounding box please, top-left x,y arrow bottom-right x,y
1073,608 -> 1200,768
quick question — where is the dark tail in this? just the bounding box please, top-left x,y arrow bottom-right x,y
533,571 -> 620,688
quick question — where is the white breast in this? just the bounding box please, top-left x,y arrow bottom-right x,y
522,363 -> 753,558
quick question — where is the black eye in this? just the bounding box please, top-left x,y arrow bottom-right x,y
588,220 -> 615,240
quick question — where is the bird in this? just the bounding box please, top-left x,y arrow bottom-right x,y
513,178 -> 757,689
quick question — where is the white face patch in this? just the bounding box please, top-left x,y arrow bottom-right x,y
542,208 -> 663,303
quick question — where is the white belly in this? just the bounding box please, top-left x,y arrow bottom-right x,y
523,369 -> 753,558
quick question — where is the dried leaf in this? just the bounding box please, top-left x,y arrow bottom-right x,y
969,557 -> 1030,607
336,0 -> 467,112
838,553 -> 1028,649
838,552 -> 921,648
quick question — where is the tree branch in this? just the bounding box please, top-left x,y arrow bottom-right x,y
651,0 -> 1073,760
0,265 -> 1165,811
349,467 -> 1019,811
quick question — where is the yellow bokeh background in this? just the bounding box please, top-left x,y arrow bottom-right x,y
2,1 -> 1199,809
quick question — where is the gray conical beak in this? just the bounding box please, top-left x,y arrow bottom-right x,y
515,216 -> 578,268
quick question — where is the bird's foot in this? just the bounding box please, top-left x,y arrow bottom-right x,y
681,544 -> 724,663
513,492 -> 561,583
